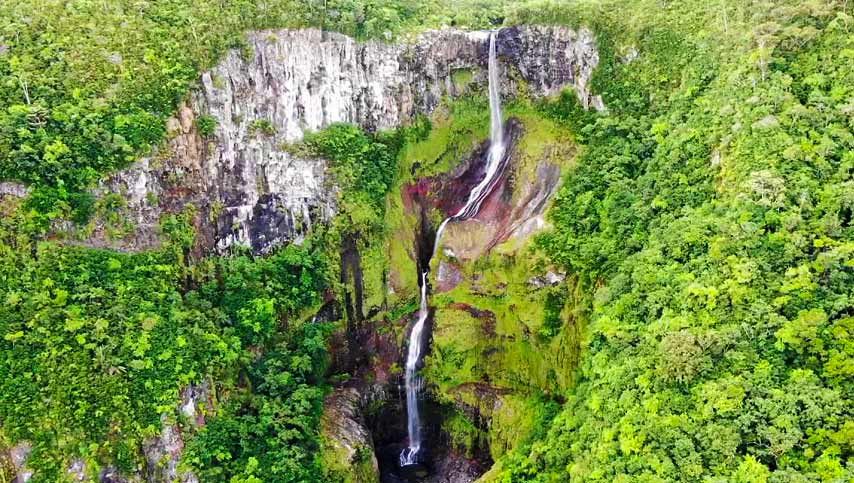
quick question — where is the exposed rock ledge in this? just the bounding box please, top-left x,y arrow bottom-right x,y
320,386 -> 381,483
93,25 -> 603,254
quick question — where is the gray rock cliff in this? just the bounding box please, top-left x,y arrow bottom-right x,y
96,25 -> 602,254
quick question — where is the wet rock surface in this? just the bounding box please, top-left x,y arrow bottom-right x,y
143,419 -> 185,483
497,25 -> 604,109
0,182 -> 27,198
405,118 -> 568,262
90,25 -> 600,254
423,451 -> 487,483
322,306 -> 494,483
66,459 -> 86,482
139,382 -> 210,483
436,260 -> 464,293
322,314 -> 405,482
98,467 -> 140,483
425,121 -> 521,219
381,448 -> 486,483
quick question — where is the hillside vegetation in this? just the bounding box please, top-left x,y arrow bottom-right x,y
0,1 -> 486,479
0,0 -> 851,481
493,0 -> 854,481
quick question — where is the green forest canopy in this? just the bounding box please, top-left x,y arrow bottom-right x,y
0,0 -> 851,481
500,1 -> 854,481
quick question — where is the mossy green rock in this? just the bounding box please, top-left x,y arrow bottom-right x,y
320,388 -> 380,483
380,96 -> 583,466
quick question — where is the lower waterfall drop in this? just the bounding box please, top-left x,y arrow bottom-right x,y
400,29 -> 506,468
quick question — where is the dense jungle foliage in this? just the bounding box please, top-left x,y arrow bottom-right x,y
0,1 -> 424,476
0,0 -> 462,479
494,0 -> 854,481
0,0 -> 852,481
0,199 -> 332,480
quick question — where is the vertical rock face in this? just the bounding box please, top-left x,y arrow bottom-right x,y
497,25 -> 605,110
98,26 -> 602,254
320,387 -> 381,483
141,382 -> 211,483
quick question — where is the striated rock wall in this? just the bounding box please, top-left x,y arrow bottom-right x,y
320,387 -> 381,483
97,25 -> 602,254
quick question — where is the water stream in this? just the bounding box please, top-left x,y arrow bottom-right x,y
400,30 -> 506,468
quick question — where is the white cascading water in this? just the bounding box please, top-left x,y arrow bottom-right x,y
400,30 -> 506,467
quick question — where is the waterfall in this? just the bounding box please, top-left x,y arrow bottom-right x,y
400,30 -> 506,467
400,272 -> 429,465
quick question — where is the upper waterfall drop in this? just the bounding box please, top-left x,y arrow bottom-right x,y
433,29 -> 507,247
400,29 -> 506,469
453,29 -> 506,221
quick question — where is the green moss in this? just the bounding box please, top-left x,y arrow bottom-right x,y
382,94 -> 577,300
505,101 -> 577,174
380,95 -> 490,307
319,436 -> 378,483
451,68 -> 475,91
425,307 -> 486,392
443,412 -> 487,458
382,186 -> 419,305
425,245 -> 582,397
370,92 -> 581,476
382,95 -> 583,467
398,96 -> 490,180
436,391 -> 560,466
360,238 -> 389,312
476,462 -> 505,483
488,394 -> 559,461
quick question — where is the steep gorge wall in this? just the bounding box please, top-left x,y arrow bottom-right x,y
385,110 -> 583,478
49,25 -> 604,483
91,26 -> 602,255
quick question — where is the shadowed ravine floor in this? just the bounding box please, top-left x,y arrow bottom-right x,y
372,395 -> 489,483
